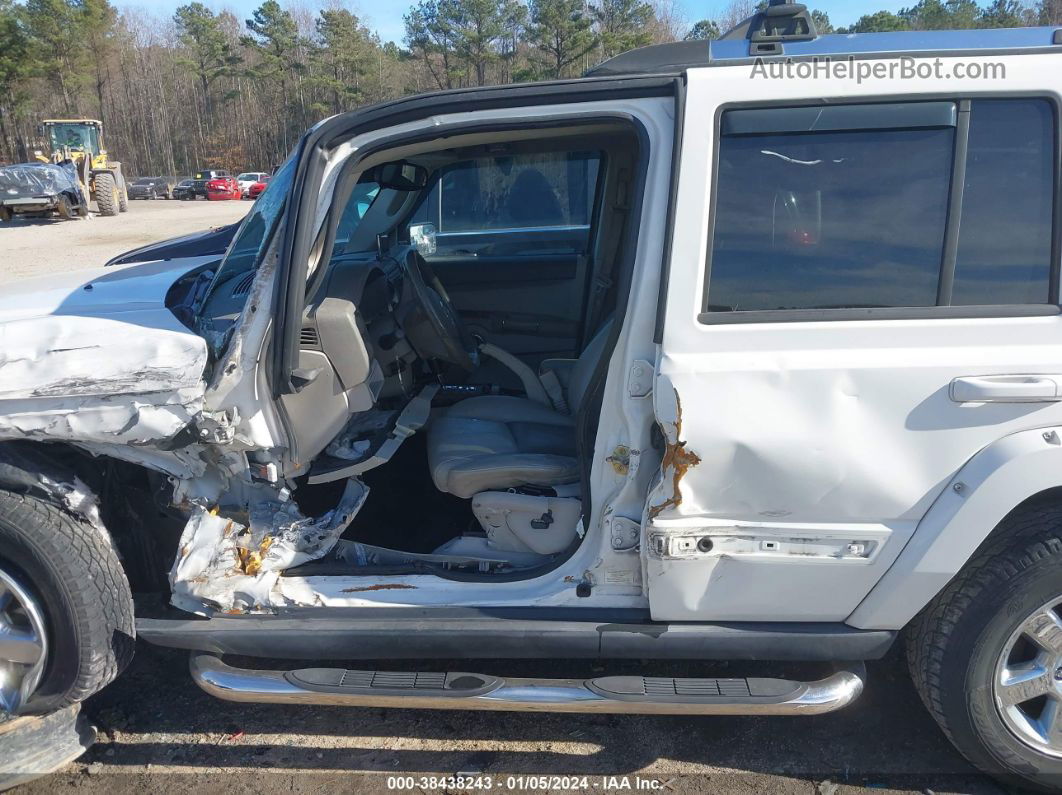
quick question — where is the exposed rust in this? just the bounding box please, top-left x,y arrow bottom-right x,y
649,391 -> 701,519
606,445 -> 631,476
340,583 -> 417,593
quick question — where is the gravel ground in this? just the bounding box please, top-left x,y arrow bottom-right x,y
1,198 -> 248,280
2,201 -> 1006,793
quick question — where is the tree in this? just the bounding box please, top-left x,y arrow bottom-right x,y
174,3 -> 239,118
1042,0 -> 1062,25
449,0 -> 509,86
405,0 -> 460,89
313,8 -> 373,114
0,0 -> 36,159
526,0 -> 598,79
592,0 -> 655,59
685,18 -> 720,40
979,0 -> 1034,25
23,0 -> 83,114
840,10 -> 910,32
810,9 -> 833,33
899,0 -> 981,30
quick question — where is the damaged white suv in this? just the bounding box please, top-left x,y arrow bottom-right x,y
5,8 -> 1062,790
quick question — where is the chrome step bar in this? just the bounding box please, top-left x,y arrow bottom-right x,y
189,653 -> 865,715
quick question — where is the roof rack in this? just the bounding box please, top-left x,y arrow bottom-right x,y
720,0 -> 817,56
585,24 -> 1062,78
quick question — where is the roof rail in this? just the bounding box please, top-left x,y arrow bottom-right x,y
720,0 -> 818,56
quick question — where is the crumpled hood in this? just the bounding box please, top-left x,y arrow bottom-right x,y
0,257 -> 214,323
0,257 -> 215,444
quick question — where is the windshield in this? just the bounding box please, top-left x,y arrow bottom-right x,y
194,153 -> 296,347
237,173 -> 256,181
134,178 -> 156,185
332,181 -> 380,257
47,123 -> 100,156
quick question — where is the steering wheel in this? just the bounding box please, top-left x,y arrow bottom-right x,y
400,249 -> 477,371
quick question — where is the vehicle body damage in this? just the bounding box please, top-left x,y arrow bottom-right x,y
8,20 -> 1062,791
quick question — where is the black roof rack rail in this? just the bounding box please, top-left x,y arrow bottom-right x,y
720,0 -> 818,56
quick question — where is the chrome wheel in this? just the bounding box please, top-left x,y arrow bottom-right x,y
0,566 -> 47,716
995,597 -> 1062,757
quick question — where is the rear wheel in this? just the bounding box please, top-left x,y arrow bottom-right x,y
907,497 -> 1062,792
94,172 -> 118,217
0,491 -> 134,717
117,182 -> 128,213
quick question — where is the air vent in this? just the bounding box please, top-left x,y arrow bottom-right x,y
299,326 -> 320,347
231,272 -> 255,297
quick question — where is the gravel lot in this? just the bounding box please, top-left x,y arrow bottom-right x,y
1,198 -> 248,280
3,201 -> 1004,793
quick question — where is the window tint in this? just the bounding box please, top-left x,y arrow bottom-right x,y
952,99 -> 1055,305
414,151 -> 600,233
704,99 -> 1057,317
331,181 -> 380,258
706,126 -> 953,311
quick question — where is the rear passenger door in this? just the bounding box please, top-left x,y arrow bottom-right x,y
652,65 -> 1062,623
409,150 -> 601,360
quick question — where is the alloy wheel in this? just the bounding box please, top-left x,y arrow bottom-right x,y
0,566 -> 48,717
995,597 -> 1062,757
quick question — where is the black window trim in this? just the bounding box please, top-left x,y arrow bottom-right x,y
697,93 -> 1062,326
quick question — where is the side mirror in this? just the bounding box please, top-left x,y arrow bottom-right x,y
409,222 -> 437,256
374,161 -> 428,191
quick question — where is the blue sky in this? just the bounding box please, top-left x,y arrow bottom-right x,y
116,0 -> 911,46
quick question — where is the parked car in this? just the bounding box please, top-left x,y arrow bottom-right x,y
187,169 -> 231,199
247,174 -> 270,200
172,178 -> 195,201
205,175 -> 240,201
236,172 -> 269,198
5,14 -> 1062,792
128,176 -> 176,200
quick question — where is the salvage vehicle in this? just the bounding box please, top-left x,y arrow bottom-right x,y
186,168 -> 231,200
237,172 -> 269,198
5,8 -> 1062,791
247,174 -> 270,200
0,162 -> 87,221
205,175 -> 240,201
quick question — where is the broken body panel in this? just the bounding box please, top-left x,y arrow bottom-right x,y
0,49 -> 1059,641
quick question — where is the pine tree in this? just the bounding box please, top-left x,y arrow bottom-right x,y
592,0 -> 654,59
174,3 -> 240,119
527,0 -> 598,79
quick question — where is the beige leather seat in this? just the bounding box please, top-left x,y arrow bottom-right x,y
427,323 -> 612,498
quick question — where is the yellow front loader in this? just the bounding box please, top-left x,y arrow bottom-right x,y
35,119 -> 128,217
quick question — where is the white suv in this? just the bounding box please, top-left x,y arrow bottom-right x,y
3,6 -> 1062,790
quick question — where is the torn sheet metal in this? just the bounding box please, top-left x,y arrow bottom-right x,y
0,260 -> 210,446
647,389 -> 700,520
170,478 -> 368,614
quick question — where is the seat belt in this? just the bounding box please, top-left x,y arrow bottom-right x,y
583,167 -> 630,343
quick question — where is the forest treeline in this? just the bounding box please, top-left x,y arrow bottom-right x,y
1,0 -> 1060,177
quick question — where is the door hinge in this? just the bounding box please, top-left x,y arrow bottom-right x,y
610,516 -> 641,551
194,407 -> 240,445
628,360 -> 654,399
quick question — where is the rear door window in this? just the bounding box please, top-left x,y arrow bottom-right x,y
702,98 -> 1057,318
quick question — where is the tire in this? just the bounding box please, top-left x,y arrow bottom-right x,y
94,172 -> 118,217
56,197 -> 75,220
118,183 -> 128,213
0,491 -> 134,716
1,206 -> 13,222
907,496 -> 1062,792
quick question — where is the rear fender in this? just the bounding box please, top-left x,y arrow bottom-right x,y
848,425 -> 1062,630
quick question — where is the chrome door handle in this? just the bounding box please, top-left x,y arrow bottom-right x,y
950,375 -> 1061,403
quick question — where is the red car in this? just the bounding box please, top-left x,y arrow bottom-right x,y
247,175 -> 271,200
206,176 -> 240,200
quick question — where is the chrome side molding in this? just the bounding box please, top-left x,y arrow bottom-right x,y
189,652 -> 865,716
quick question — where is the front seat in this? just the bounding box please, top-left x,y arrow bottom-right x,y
427,322 -> 612,499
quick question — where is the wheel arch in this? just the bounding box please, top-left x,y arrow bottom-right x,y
849,426 -> 1062,630
0,440 -> 182,592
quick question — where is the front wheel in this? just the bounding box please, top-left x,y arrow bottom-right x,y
0,491 -> 134,717
908,496 -> 1062,792
94,172 -> 118,217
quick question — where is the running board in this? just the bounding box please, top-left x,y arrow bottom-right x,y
189,653 -> 865,715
